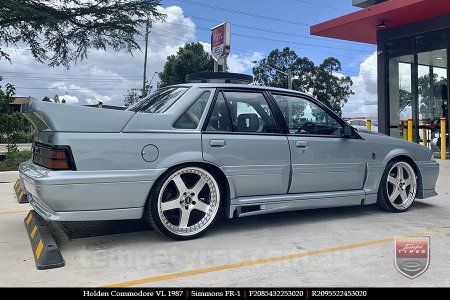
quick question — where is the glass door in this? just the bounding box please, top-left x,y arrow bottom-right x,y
389,55 -> 414,139
417,49 -> 448,154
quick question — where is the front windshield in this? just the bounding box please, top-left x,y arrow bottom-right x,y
127,87 -> 189,113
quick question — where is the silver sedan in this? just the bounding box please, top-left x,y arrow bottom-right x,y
19,84 -> 439,240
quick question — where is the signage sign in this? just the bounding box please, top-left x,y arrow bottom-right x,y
395,237 -> 430,279
211,22 -> 231,63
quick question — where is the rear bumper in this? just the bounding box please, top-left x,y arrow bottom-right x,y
27,194 -> 144,221
416,160 -> 439,199
19,160 -> 166,221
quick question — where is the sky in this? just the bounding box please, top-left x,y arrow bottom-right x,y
0,0 -> 378,117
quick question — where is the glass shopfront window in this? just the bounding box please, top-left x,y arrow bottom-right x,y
386,29 -> 449,156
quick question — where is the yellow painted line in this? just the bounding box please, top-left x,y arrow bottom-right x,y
30,225 -> 38,239
0,210 -> 29,215
25,212 -> 33,224
104,228 -> 450,288
35,240 -> 43,259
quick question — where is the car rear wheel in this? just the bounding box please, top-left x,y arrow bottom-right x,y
146,166 -> 221,240
377,160 -> 417,212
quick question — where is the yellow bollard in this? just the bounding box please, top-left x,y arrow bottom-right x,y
366,119 -> 372,131
401,122 -> 407,141
441,118 -> 447,160
407,118 -> 413,142
422,120 -> 427,147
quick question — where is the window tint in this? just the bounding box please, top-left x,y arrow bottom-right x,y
273,94 -> 342,136
174,91 -> 211,129
225,91 -> 278,133
206,91 -> 278,133
206,92 -> 232,131
127,87 -> 188,113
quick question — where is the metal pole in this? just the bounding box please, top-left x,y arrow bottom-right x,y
214,61 -> 219,72
367,119 -> 372,131
142,20 -> 150,97
441,118 -> 447,160
288,69 -> 293,90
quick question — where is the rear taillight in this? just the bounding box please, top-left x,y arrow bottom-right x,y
32,143 -> 76,170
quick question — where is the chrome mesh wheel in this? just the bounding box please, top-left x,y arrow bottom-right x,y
386,161 -> 417,210
157,167 -> 220,237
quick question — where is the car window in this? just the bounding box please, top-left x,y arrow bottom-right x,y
174,91 -> 211,129
226,91 -> 279,133
127,87 -> 189,113
272,94 -> 343,136
206,92 -> 232,131
207,91 -> 278,133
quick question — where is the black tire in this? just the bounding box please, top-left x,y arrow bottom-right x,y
377,159 -> 417,212
145,165 -> 222,240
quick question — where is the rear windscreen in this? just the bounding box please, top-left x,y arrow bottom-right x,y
127,87 -> 189,113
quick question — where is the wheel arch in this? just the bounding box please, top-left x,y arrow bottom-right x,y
383,154 -> 424,193
147,161 -> 232,214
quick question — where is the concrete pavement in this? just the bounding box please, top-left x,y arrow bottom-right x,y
0,144 -> 32,153
0,161 -> 449,287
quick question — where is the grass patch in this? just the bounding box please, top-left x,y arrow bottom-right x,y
0,150 -> 32,171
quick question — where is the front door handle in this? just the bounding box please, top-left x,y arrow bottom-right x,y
210,139 -> 226,147
295,140 -> 308,148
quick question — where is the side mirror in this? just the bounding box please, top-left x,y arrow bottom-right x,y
343,124 -> 354,137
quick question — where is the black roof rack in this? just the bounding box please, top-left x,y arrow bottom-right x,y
186,72 -> 253,85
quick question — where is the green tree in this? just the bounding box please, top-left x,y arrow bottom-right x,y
418,74 -> 447,121
253,47 -> 315,91
311,58 -> 354,116
159,42 -> 214,87
0,0 -> 165,67
253,48 -> 354,116
399,88 -> 412,113
53,94 -> 60,103
124,83 -> 151,107
0,76 -> 23,155
42,96 -> 51,102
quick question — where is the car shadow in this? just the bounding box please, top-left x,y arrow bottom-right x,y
209,200 -> 436,235
53,200 -> 436,244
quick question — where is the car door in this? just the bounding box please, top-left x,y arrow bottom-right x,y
202,89 -> 291,197
271,93 -> 366,194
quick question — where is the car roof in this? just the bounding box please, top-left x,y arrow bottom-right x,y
169,83 -> 314,97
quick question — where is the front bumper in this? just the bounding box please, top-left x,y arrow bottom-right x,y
19,160 -> 166,221
416,160 -> 439,199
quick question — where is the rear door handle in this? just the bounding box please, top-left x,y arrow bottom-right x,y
295,140 -> 308,148
210,139 -> 226,147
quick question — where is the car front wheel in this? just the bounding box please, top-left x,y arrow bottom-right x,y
146,166 -> 221,240
377,160 -> 417,212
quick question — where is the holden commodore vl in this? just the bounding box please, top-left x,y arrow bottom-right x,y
19,84 -> 439,240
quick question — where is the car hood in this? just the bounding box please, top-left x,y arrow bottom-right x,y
21,100 -> 136,133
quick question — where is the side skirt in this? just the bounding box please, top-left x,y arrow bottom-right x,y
227,190 -> 366,218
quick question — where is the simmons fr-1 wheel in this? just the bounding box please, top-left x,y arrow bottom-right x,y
377,160 -> 417,212
146,166 -> 221,240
